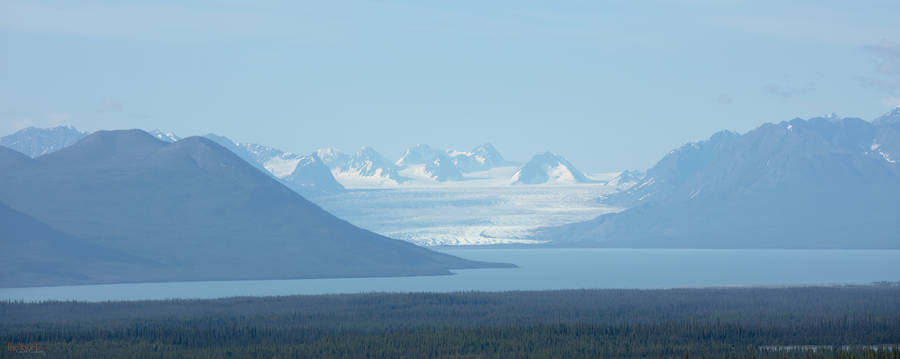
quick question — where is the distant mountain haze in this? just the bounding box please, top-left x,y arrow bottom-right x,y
2,127 -> 604,188
0,126 -> 88,158
283,153 -> 346,194
202,133 -> 346,197
534,112 -> 900,249
0,130 -> 506,287
319,146 -> 407,186
449,143 -> 519,172
511,152 -> 596,185
396,144 -> 465,181
872,107 -> 900,161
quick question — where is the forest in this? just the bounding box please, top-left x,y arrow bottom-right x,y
2,285 -> 899,358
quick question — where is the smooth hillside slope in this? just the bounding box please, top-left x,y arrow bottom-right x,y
0,131 -> 505,287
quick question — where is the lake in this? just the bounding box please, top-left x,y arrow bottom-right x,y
2,248 -> 899,302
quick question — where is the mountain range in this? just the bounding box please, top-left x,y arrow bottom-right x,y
0,130 -> 505,287
395,144 -> 465,181
533,109 -> 900,249
449,143 -> 519,172
3,127 -> 613,187
202,134 -> 345,196
318,146 -> 407,186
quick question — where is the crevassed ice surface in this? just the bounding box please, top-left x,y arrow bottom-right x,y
315,184 -> 621,246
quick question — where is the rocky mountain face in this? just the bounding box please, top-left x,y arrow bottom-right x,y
449,143 -> 518,172
0,126 -> 87,158
319,147 -> 407,186
397,144 -> 464,181
534,113 -> 900,249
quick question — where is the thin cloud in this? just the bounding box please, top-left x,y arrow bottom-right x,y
96,99 -> 124,115
0,2 -> 292,43
859,40 -> 900,93
763,83 -> 814,98
713,95 -> 734,105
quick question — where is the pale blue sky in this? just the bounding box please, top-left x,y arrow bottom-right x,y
2,0 -> 899,172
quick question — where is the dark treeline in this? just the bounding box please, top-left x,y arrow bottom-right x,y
2,285 -> 900,358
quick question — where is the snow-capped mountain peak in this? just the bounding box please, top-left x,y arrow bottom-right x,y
282,152 -> 345,194
395,144 -> 464,182
511,152 -> 593,185
0,126 -> 88,158
148,129 -> 181,143
874,106 -> 900,126
396,144 -> 445,166
202,133 -> 345,196
263,152 -> 305,178
448,142 -> 516,172
315,147 -> 350,167
606,170 -> 646,188
318,146 -> 406,187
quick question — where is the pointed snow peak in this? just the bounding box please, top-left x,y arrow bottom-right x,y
396,144 -> 446,166
356,146 -> 393,164
874,106 -> 900,126
282,151 -> 346,196
425,156 -> 464,181
473,142 -> 506,160
316,147 -> 341,158
475,142 -> 497,152
511,151 -> 593,185
326,146 -> 405,185
315,147 -> 351,168
449,142 -> 514,172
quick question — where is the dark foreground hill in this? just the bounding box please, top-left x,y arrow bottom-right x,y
0,130 -> 504,287
0,201 -> 155,286
535,114 -> 900,248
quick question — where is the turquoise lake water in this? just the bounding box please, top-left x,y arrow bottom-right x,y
2,248 -> 899,302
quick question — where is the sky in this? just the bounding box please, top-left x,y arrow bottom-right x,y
1,0 -> 899,172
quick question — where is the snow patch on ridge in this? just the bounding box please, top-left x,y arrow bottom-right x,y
547,164 -> 577,184
264,156 -> 302,178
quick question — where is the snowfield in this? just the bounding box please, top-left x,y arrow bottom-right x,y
315,184 -> 622,246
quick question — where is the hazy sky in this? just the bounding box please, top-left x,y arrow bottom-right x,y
2,1 -> 899,172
